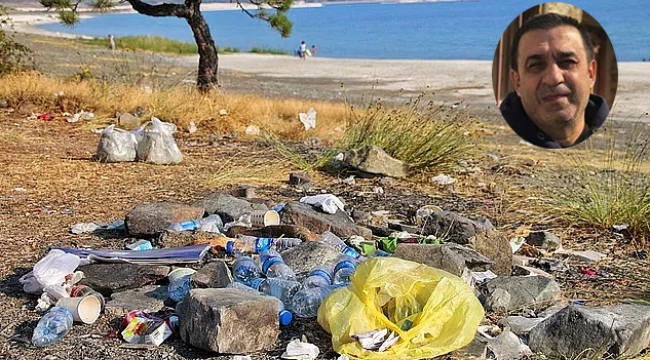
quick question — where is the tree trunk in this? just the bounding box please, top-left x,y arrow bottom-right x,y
186,3 -> 219,92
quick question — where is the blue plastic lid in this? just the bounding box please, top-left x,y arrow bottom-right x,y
262,256 -> 282,274
226,241 -> 234,254
334,261 -> 355,274
249,278 -> 264,291
343,246 -> 361,259
278,310 -> 293,326
255,238 -> 274,253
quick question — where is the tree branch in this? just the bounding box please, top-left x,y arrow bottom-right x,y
234,0 -> 256,19
123,0 -> 190,18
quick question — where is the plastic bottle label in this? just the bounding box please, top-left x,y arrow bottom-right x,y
255,238 -> 273,253
310,269 -> 332,283
342,246 -> 361,259
179,220 -> 198,231
334,261 -> 355,274
262,256 -> 283,274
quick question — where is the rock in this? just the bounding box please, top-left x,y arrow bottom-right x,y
481,276 -> 562,312
452,332 -> 489,359
227,225 -> 318,242
529,304 -> 650,358
118,113 -> 141,129
191,261 -> 233,288
192,193 -> 267,223
125,202 -> 205,237
422,211 -> 495,245
445,243 -> 495,271
281,241 -> 344,274
0,98 -> 9,108
393,244 -> 478,277
16,101 -> 37,115
526,231 -> 561,251
228,185 -> 257,199
498,316 -> 545,336
280,201 -> 366,239
488,328 -> 532,360
344,145 -> 409,178
467,230 -> 513,276
131,106 -> 150,117
561,249 -> 607,263
105,285 -> 168,317
78,264 -> 170,296
157,230 -> 227,249
178,288 -> 279,353
289,172 -> 311,187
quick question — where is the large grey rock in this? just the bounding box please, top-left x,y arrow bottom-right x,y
191,260 -> 233,288
78,263 -> 170,296
526,231 -> 561,251
529,304 -> 650,358
178,288 -> 279,354
280,201 -> 365,239
125,202 -> 205,236
452,332 -> 489,359
393,244 -> 493,277
281,241 -> 344,274
422,211 -> 495,245
481,276 -> 562,312
192,193 -> 267,223
157,230 -> 225,248
467,230 -> 513,276
344,145 -> 409,178
105,285 -> 168,317
117,112 -> 141,129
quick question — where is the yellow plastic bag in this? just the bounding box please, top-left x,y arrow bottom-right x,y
317,257 -> 484,360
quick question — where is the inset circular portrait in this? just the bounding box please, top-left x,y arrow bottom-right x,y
492,2 -> 617,149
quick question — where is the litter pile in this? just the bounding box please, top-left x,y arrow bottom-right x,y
16,183 -> 650,359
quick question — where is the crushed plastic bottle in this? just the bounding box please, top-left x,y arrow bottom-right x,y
260,250 -> 296,281
226,282 -> 293,326
168,268 -> 196,303
333,255 -> 357,285
168,214 -> 223,233
301,265 -> 333,289
250,277 -> 301,307
318,231 -> 361,259
32,306 -> 74,347
290,284 -> 345,318
226,236 -> 274,254
232,256 -> 263,286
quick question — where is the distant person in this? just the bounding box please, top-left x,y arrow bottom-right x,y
311,45 -> 318,57
298,41 -> 307,60
108,34 -> 116,51
499,13 -> 609,149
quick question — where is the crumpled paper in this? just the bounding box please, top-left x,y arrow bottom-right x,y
281,339 -> 320,360
351,329 -> 400,352
300,194 -> 344,214
299,107 -> 316,130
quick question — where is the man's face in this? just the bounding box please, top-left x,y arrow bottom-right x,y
510,25 -> 597,129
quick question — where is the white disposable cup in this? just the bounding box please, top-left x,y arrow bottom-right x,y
250,210 -> 280,227
167,268 -> 197,284
56,296 -> 101,324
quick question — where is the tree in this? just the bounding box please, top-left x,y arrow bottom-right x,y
40,0 -> 294,92
0,5 -> 33,75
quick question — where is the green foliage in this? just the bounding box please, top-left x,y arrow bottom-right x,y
250,46 -> 288,55
80,36 -> 199,54
337,94 -> 474,173
0,6 -> 33,75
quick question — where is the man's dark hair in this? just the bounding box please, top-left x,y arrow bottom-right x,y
510,12 -> 595,72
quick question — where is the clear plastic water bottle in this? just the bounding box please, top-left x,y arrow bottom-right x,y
290,284 -> 344,318
260,250 -> 296,281
318,231 -> 361,259
168,214 -> 223,233
272,237 -> 303,252
232,256 -> 262,286
226,282 -> 293,326
226,236 -> 274,254
32,306 -> 74,347
302,265 -> 333,289
250,277 -> 301,307
333,255 -> 357,285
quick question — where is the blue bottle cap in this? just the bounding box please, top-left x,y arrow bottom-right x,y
343,246 -> 361,259
226,241 -> 234,254
334,261 -> 355,274
278,310 -> 293,326
262,256 -> 282,274
249,278 -> 264,291
255,238 -> 274,253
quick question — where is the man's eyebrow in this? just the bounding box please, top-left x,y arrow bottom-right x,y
554,51 -> 578,60
524,54 -> 546,65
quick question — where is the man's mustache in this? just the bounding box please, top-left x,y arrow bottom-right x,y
538,85 -> 572,98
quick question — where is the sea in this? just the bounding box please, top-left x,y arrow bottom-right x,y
38,0 -> 649,61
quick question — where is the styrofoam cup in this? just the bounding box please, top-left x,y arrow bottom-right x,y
56,296 -> 101,324
250,210 -> 280,227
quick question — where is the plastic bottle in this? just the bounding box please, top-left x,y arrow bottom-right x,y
260,250 -> 297,281
226,282 -> 293,326
250,277 -> 301,307
272,237 -> 303,252
226,236 -> 274,254
318,231 -> 361,259
168,214 -> 223,232
301,265 -> 333,289
290,284 -> 344,318
32,306 -> 74,347
333,255 -> 357,285
231,256 -> 263,286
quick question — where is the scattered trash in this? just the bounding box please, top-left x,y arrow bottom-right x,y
471,270 -> 498,287
219,109 -> 228,116
581,268 -> 597,276
32,306 -> 73,347
56,295 -> 101,324
431,174 -> 456,185
300,194 -> 345,214
414,205 -> 443,226
66,110 -> 94,123
126,240 -> 153,251
168,268 -> 197,303
351,329 -> 400,352
38,113 -> 53,121
70,222 -> 101,234
298,107 -> 317,131
56,243 -> 212,265
613,223 -> 628,232
245,125 -> 261,135
510,236 -> 526,254
168,214 -> 224,233
136,117 -> 183,165
121,310 -> 173,346
188,121 -> 197,134
19,249 -> 80,294
488,327 -> 532,360
95,124 -> 138,163
281,339 -> 320,360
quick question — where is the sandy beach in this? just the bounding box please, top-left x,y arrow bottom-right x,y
4,7 -> 649,122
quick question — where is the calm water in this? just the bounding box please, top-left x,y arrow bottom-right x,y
39,0 -> 649,61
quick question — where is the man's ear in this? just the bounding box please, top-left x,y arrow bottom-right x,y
588,59 -> 597,90
510,69 -> 521,95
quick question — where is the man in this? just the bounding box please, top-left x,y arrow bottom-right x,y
499,13 -> 609,149
299,41 -> 307,60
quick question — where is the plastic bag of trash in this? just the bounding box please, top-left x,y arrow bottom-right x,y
96,124 -> 138,163
317,257 -> 484,360
137,117 -> 183,165
19,249 -> 81,294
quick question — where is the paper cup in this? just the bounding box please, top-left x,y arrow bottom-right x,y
250,210 -> 280,227
56,296 -> 101,324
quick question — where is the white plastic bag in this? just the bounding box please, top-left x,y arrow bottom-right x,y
20,249 -> 80,293
300,194 -> 345,214
299,107 -> 317,130
137,117 -> 183,164
96,124 -> 138,162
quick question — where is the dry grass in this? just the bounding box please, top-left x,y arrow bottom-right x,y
0,71 -> 351,140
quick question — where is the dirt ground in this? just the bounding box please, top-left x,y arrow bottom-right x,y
1,33 -> 650,359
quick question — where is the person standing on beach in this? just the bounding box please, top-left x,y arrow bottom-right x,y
108,34 -> 116,51
299,41 -> 307,60
311,45 -> 318,57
